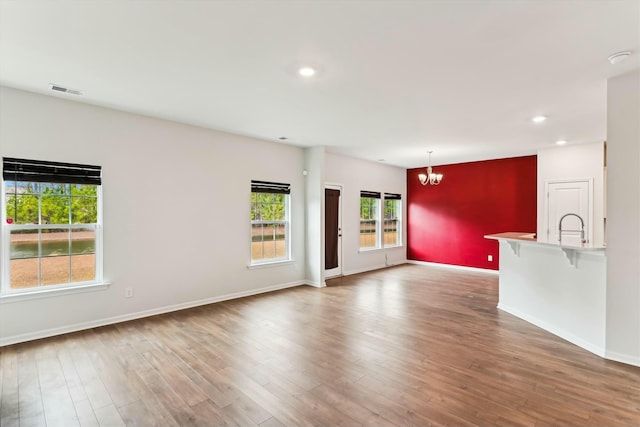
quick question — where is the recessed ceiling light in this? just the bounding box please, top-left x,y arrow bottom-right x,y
532,115 -> 547,123
377,159 -> 385,162
556,140 -> 567,145
298,67 -> 316,77
278,136 -> 288,140
608,51 -> 631,65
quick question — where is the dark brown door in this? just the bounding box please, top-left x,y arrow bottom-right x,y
325,187 -> 341,275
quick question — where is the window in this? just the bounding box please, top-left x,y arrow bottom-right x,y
360,191 -> 402,250
383,193 -> 402,247
359,191 -> 381,249
2,158 -> 102,294
251,180 -> 290,263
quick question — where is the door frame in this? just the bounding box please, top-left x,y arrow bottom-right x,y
543,178 -> 594,243
324,183 -> 343,278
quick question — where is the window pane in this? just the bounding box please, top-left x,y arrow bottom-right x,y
70,185 -> 98,224
40,229 -> 71,285
251,193 -> 259,220
42,256 -> 71,285
272,224 -> 286,258
41,229 -> 70,258
5,183 -> 16,224
383,199 -> 399,246
41,195 -> 70,224
10,230 -> 39,260
251,222 -> 286,261
72,254 -> 96,282
360,197 -> 377,220
10,258 -> 39,289
10,230 -> 39,288
71,196 -> 98,224
17,182 -> 38,195
360,197 -> 379,248
384,219 -> 398,245
251,223 -> 265,260
257,193 -> 285,221
72,228 -> 95,255
384,200 -> 397,219
41,183 -> 68,195
11,194 -> 39,224
360,220 -> 377,248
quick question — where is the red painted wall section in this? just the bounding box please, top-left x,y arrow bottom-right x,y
407,155 -> 537,270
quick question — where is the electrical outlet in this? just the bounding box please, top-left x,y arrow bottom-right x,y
125,287 -> 133,298
488,255 -> 493,262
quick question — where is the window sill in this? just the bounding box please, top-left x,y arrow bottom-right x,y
247,259 -> 295,269
0,281 -> 111,304
358,245 -> 404,253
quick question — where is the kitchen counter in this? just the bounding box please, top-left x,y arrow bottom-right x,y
485,232 -> 606,251
485,231 -> 607,359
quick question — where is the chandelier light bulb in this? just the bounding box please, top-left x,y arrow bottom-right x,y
419,151 -> 443,186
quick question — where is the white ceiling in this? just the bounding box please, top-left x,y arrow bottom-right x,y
1,1 -> 638,168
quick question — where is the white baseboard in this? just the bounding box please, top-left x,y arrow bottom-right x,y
407,260 -> 499,275
0,280 -> 306,347
497,303 -> 606,358
305,280 -> 326,288
342,263 -> 400,277
605,350 -> 640,367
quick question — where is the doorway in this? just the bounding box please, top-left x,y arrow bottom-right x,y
325,185 -> 342,278
545,179 -> 593,245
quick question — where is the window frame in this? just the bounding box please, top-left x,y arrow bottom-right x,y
359,191 -> 403,252
383,196 -> 402,248
359,194 -> 382,250
250,186 -> 291,265
1,180 -> 104,297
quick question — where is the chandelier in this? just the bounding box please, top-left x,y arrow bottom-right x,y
418,151 -> 443,186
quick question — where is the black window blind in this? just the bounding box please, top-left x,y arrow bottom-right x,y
360,190 -> 381,199
3,157 -> 102,186
384,193 -> 402,200
251,180 -> 291,194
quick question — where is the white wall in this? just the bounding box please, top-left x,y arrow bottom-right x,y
304,146 -> 325,287
537,141 -> 605,245
606,70 -> 640,366
325,153 -> 407,275
0,86 -> 308,345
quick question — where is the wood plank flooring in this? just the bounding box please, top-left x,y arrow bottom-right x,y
1,264 -> 639,426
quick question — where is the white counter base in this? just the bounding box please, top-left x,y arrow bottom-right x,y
488,234 -> 607,359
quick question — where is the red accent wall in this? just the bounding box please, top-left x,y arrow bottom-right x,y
407,155 -> 537,270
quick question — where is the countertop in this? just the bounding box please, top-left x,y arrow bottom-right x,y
484,232 -> 606,251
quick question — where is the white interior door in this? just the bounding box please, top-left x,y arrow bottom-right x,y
546,179 -> 592,244
324,185 -> 342,278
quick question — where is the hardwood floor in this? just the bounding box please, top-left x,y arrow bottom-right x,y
1,264 -> 639,426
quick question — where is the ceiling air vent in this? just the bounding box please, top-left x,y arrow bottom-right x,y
50,84 -> 82,96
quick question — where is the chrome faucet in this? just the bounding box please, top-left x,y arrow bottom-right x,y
558,213 -> 586,244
